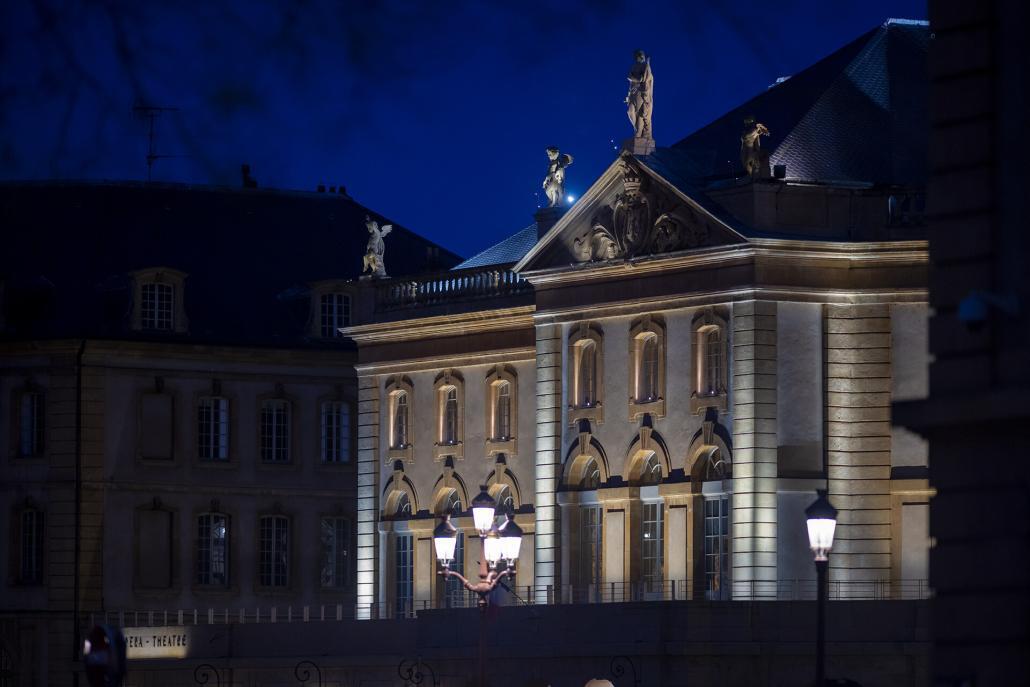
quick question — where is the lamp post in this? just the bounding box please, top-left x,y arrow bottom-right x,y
433,485 -> 523,687
806,489 -> 838,687
432,485 -> 523,608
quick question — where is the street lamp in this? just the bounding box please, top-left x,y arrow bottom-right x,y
432,485 -> 523,609
806,489 -> 838,687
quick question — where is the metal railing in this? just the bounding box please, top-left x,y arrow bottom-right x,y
375,266 -> 530,312
92,579 -> 930,627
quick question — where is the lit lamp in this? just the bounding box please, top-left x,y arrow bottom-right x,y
432,514 -> 458,568
471,486 -> 497,533
433,485 -> 523,616
805,489 -> 838,687
498,512 -> 524,563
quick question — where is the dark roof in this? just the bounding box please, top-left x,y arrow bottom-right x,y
0,181 -> 462,346
454,224 -> 538,269
669,19 -> 929,186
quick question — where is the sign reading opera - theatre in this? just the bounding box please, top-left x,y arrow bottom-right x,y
123,627 -> 192,659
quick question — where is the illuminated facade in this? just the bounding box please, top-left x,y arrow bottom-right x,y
348,19 -> 934,619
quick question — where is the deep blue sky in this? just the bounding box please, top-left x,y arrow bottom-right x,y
1,1 -> 926,259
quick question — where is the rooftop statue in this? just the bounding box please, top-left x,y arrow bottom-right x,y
362,215 -> 392,278
740,116 -> 771,178
626,50 -> 654,140
542,147 -> 574,208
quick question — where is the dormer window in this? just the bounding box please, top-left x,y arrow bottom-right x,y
320,293 -> 351,337
141,283 -> 174,330
130,267 -> 187,333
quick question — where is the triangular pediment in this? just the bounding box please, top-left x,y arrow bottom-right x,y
515,153 -> 747,274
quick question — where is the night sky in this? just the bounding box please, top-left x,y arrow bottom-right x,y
1,0 -> 926,258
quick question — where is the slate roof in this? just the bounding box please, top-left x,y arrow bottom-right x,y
668,18 -> 929,186
0,181 -> 462,346
454,224 -> 538,269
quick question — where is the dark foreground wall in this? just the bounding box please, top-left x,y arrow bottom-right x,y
120,600 -> 929,687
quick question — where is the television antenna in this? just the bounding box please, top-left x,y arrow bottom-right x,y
132,102 -> 180,181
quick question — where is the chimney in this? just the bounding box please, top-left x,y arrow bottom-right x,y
241,164 -> 257,189
534,205 -> 565,239
317,184 -> 326,193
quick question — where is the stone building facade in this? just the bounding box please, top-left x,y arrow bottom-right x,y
348,19 -> 935,620
0,182 -> 458,686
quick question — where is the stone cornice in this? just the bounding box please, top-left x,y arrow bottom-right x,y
355,346 -> 537,376
340,305 -> 535,344
531,286 -> 928,324
520,239 -> 928,288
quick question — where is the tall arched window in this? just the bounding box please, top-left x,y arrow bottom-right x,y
579,342 -> 597,407
639,333 -> 659,402
495,382 -> 511,441
569,324 -> 604,424
690,308 -> 729,414
442,387 -> 458,445
393,392 -> 409,449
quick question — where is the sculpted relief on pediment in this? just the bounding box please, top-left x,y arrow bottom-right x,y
570,158 -> 716,263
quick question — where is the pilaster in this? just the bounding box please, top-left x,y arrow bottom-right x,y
355,375 -> 380,619
825,304 -> 892,588
533,323 -> 562,603
731,300 -> 778,599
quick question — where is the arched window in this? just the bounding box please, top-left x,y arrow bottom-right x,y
569,324 -> 604,424
629,315 -> 666,417
433,371 -> 464,461
395,492 -> 412,517
442,387 -> 458,445
582,458 -> 601,490
639,333 -> 659,402
641,453 -> 662,485
436,488 -> 462,516
393,392 -> 409,449
579,342 -> 597,407
495,382 -> 511,441
690,308 -> 729,414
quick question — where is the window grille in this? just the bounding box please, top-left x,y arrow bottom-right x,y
704,495 -> 731,600
259,515 -> 289,587
641,503 -> 664,590
320,293 -> 351,337
196,513 -> 229,586
260,399 -> 291,463
197,397 -> 229,460
320,517 -> 349,589
141,282 -> 174,331
578,506 -> 602,588
321,401 -> 352,463
395,534 -> 413,618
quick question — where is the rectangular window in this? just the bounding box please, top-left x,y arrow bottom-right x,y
704,495 -> 730,600
641,502 -> 664,591
20,510 -> 45,584
320,517 -> 349,589
19,391 -> 45,457
393,393 -> 409,448
139,393 -> 174,460
320,293 -> 351,337
196,513 -> 229,586
704,329 -> 722,395
197,397 -> 229,461
141,282 -> 174,330
321,401 -> 352,463
578,506 -> 602,591
395,533 -> 413,618
260,399 -> 291,463
442,388 -> 458,445
259,515 -> 289,588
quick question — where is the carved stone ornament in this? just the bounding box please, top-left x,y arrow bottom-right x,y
362,215 -> 393,278
573,158 -> 711,262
